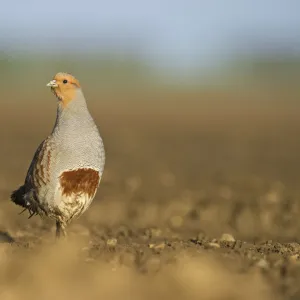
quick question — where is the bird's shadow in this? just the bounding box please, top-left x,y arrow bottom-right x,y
0,231 -> 15,243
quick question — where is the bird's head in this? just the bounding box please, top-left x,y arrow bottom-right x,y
47,72 -> 81,107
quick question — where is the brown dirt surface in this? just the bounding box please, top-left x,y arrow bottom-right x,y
1,87 -> 300,299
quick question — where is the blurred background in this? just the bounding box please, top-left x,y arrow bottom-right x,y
1,0 -> 300,239
1,0 -> 300,88
1,1 -> 300,299
2,0 -> 300,237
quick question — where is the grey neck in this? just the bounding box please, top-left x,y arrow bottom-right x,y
52,89 -> 93,134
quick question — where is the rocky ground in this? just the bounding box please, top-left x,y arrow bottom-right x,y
1,89 -> 300,299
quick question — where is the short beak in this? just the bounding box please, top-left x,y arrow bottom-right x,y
46,80 -> 58,87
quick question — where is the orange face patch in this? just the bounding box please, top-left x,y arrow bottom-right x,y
50,73 -> 81,107
59,168 -> 100,198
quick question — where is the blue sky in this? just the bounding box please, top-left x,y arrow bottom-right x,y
1,0 -> 300,69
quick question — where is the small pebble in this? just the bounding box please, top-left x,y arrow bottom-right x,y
256,259 -> 269,269
220,233 -> 235,242
207,242 -> 220,249
107,238 -> 118,247
148,242 -> 165,251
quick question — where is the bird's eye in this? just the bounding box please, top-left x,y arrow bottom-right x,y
63,79 -> 68,84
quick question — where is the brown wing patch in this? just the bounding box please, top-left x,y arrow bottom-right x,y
59,168 -> 100,198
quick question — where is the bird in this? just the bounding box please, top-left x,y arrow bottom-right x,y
11,72 -> 105,238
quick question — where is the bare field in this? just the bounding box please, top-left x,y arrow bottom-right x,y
1,88 -> 300,299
